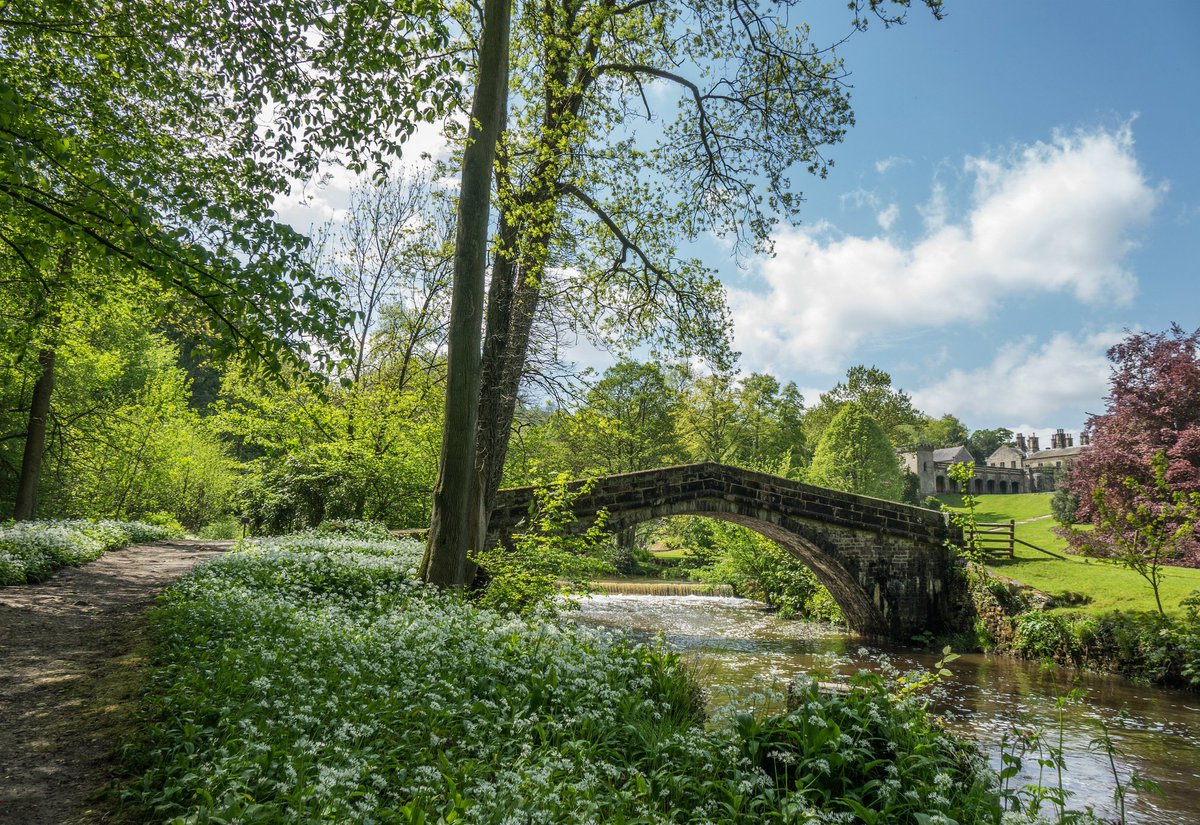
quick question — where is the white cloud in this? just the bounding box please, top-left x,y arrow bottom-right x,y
909,330 -> 1122,427
875,156 -> 908,174
272,121 -> 453,232
876,203 -> 899,231
729,126 -> 1162,374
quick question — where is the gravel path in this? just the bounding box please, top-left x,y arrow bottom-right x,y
0,540 -> 230,825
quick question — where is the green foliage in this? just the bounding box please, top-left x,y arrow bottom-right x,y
1,1 -> 461,374
0,519 -> 181,585
215,362 -> 442,533
661,517 -> 844,623
676,369 -> 808,470
945,461 -> 985,564
548,360 -> 686,476
123,530 -> 1018,824
965,427 -> 1014,464
1076,450 -> 1200,615
472,474 -> 614,615
1178,592 -> 1200,687
195,517 -> 241,540
744,673 -> 996,824
0,281 -> 236,526
804,365 -> 925,449
1013,612 -> 1075,662
1051,479 -> 1082,526
807,402 -> 905,501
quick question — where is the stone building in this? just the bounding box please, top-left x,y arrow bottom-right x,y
901,428 -> 1090,497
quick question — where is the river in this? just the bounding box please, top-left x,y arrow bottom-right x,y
569,593 -> 1200,824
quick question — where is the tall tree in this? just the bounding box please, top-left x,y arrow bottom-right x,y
426,0 -> 942,580
312,171 -> 453,387
966,427 -> 1014,462
807,402 -> 904,501
2,1 -> 462,517
1,0 -> 459,371
422,0 -> 513,587
560,359 -> 684,475
734,373 -> 808,470
805,365 -> 925,448
1062,325 -> 1200,566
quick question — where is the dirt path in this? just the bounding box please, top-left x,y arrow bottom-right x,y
0,540 -> 231,825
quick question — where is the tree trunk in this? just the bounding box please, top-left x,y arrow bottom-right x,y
465,16 -> 606,558
12,346 -> 56,521
467,208 -> 545,555
420,0 -> 511,587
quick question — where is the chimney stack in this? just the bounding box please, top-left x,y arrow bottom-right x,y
1029,434 -> 1040,452
1067,433 -> 1074,448
1080,432 -> 1091,447
1016,433 -> 1027,452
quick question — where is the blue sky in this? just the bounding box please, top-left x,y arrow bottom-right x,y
720,0 -> 1200,439
279,0 -> 1200,442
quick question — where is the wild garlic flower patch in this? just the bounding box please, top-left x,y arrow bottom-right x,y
0,519 -> 181,585
126,533 -> 1013,824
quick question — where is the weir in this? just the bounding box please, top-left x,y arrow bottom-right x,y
491,462 -> 967,641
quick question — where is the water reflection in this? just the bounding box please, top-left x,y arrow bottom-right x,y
570,594 -> 1200,825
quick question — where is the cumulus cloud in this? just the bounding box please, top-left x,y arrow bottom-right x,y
909,330 -> 1122,427
729,126 -> 1162,374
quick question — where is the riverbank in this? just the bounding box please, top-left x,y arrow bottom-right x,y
964,568 -> 1200,688
932,493 -> 1200,688
116,533 -> 1061,824
571,592 -> 1200,824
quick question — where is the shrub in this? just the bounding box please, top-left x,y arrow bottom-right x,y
196,517 -> 241,540
472,475 -> 614,615
0,519 -> 179,585
1178,593 -> 1200,687
750,674 -> 996,822
1014,612 -> 1075,662
314,518 -> 393,540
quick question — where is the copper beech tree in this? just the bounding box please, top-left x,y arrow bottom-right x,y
1062,325 -> 1200,569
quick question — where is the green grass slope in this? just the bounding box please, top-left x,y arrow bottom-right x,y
936,492 -> 1200,617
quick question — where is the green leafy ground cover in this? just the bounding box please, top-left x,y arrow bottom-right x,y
0,520 -> 182,586
118,532 -> 1045,824
936,493 -> 1200,618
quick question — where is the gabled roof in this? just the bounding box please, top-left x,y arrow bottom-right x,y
986,445 -> 1024,462
932,445 -> 974,465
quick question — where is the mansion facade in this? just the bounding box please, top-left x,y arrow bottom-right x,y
901,429 -> 1090,497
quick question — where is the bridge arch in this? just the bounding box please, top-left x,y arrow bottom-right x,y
490,463 -> 967,641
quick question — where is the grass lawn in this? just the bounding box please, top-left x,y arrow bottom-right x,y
936,492 -> 1200,617
649,547 -> 688,561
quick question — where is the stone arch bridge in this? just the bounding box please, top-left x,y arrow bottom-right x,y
490,462 -> 967,641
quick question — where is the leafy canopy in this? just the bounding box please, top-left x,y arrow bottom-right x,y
0,0 -> 460,371
807,401 -> 905,501
1062,325 -> 1200,566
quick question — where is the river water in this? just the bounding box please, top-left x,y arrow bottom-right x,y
570,594 -> 1200,824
